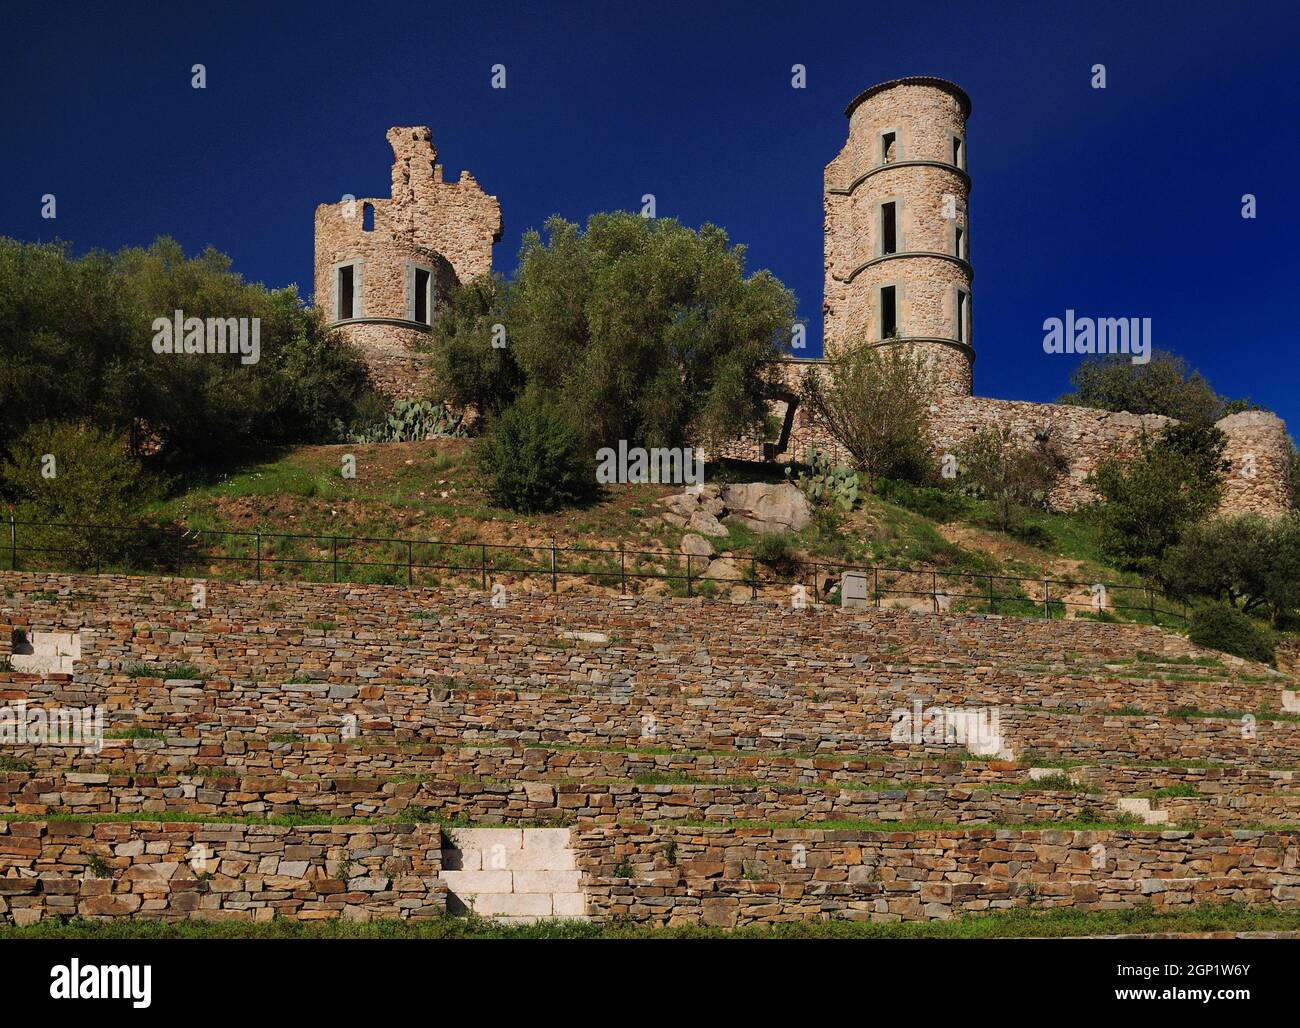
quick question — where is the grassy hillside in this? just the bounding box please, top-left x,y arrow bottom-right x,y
135,441 -> 1183,623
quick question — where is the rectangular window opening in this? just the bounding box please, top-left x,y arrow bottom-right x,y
337,265 -> 354,321
881,201 -> 897,255
956,290 -> 968,344
414,267 -> 431,324
880,286 -> 897,339
955,225 -> 965,259
953,137 -> 964,168
881,131 -> 896,164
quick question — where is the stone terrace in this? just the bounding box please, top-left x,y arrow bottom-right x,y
1,571 -> 1298,928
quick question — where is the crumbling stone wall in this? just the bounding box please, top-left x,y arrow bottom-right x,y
718,359 -> 1293,517
313,126 -> 502,398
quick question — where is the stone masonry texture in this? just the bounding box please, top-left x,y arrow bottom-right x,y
313,126 -> 502,397
3,570 -> 1300,926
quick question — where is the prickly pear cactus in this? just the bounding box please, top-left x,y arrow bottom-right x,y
346,400 -> 466,443
795,446 -> 860,511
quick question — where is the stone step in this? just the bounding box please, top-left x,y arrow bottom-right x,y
1115,797 -> 1169,825
440,827 -> 588,921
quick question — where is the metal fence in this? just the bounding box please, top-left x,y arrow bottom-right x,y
3,515 -> 1189,624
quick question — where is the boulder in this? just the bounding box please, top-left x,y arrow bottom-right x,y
701,558 -> 744,582
680,534 -> 715,558
720,483 -> 811,534
687,510 -> 729,538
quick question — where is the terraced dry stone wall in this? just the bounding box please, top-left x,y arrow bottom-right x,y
0,770 -> 1116,825
0,821 -> 445,925
576,825 -> 1300,926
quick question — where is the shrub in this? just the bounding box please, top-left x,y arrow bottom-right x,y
0,421 -> 155,569
1058,349 -> 1252,426
752,533 -> 796,570
955,426 -> 1066,533
1162,514 -> 1300,626
874,478 -> 969,521
1188,602 -> 1275,664
798,343 -> 935,484
1090,423 -> 1227,575
477,392 -> 596,513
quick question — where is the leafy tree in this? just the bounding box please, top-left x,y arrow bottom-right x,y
0,237 -> 376,474
1163,515 -> 1300,626
0,421 -> 155,569
955,426 -> 1066,533
1090,423 -> 1227,574
499,213 -> 795,450
1058,350 -> 1253,426
427,274 -> 523,419
477,391 -> 596,513
799,342 -> 935,484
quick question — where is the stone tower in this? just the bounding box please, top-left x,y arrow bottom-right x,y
823,77 -> 973,399
313,127 -> 503,396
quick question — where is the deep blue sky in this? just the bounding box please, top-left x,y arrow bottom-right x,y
3,1 -> 1297,428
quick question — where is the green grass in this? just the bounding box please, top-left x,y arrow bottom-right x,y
4,902 -> 1299,939
122,662 -> 207,681
1141,784 -> 1200,800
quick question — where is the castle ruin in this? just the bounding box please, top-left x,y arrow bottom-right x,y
313,127 -> 503,397
313,81 -> 1292,517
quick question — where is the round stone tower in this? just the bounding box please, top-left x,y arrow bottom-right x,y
823,76 -> 973,399
313,127 -> 502,397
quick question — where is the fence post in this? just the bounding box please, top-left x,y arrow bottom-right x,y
332,537 -> 338,583
620,546 -> 626,596
176,525 -> 183,575
8,514 -> 14,571
256,531 -> 262,581
873,567 -> 879,608
550,541 -> 557,593
932,570 -> 939,614
988,575 -> 995,614
687,554 -> 693,597
1042,572 -> 1050,619
750,557 -> 757,602
481,544 -> 487,591
1148,585 -> 1156,625
407,540 -> 413,586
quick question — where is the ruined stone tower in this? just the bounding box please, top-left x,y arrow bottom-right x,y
823,76 -> 973,400
313,127 -> 503,396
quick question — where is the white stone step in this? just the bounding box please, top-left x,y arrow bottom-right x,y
1117,797 -> 1169,825
441,827 -> 589,921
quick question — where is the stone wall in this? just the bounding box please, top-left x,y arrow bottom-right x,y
0,820 -> 445,925
576,824 -> 1300,926
0,770 -> 1116,826
717,361 -> 1293,517
313,126 -> 502,399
